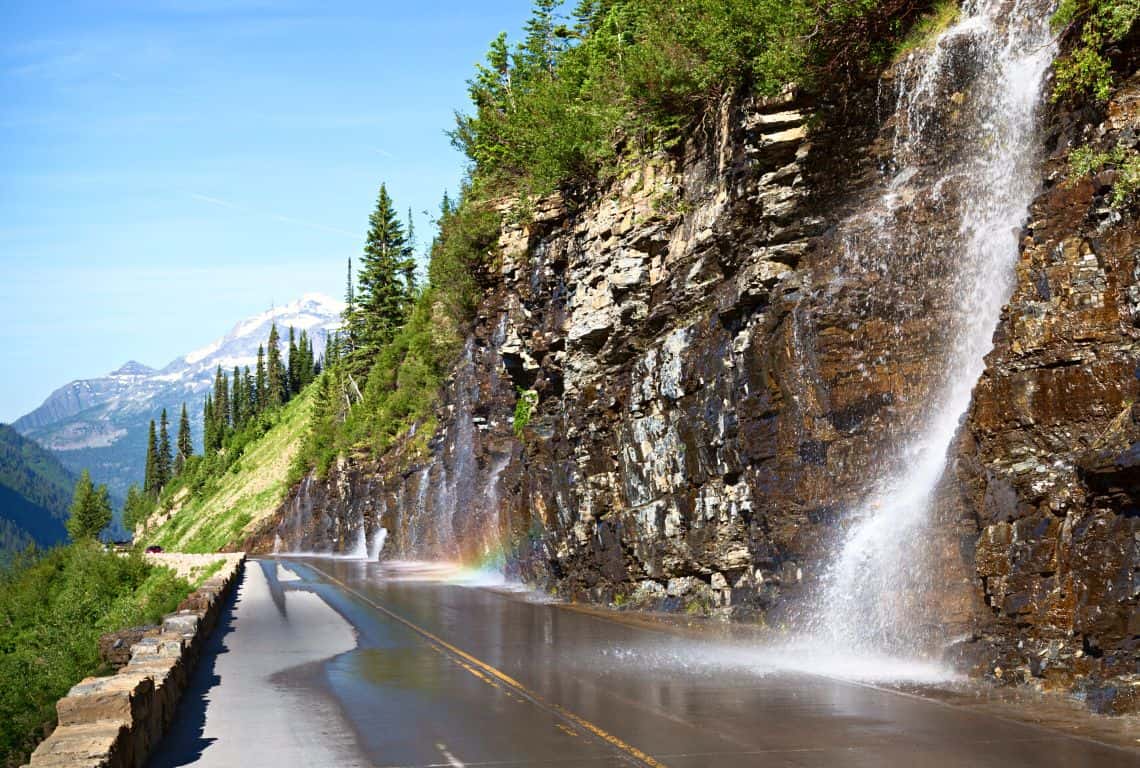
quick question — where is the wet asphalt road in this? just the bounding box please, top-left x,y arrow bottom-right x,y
150,559 -> 1140,767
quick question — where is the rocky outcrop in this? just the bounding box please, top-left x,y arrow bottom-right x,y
957,71 -> 1140,713
23,556 -> 245,768
266,22 -> 1138,708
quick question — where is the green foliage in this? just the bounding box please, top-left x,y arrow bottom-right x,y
513,388 -> 539,438
0,542 -> 191,766
156,409 -> 172,491
175,404 -> 193,475
893,0 -> 959,58
1052,0 -> 1139,102
0,425 -> 73,552
144,389 -> 315,553
190,558 -> 225,585
0,427 -> 74,523
428,189 -> 502,319
120,484 -> 153,536
66,470 -> 111,542
452,0 -> 914,199
1070,142 -> 1140,207
292,186 -> 499,479
344,184 -> 418,373
288,1 -> 932,484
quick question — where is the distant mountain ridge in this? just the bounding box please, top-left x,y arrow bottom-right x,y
0,424 -> 74,553
13,293 -> 344,499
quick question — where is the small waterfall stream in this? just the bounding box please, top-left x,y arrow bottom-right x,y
811,0 -> 1058,656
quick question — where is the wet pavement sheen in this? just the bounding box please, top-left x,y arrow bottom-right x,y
151,558 -> 1140,767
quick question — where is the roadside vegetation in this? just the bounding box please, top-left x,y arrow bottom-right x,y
0,483 -> 192,766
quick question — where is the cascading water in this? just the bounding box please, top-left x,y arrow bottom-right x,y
811,0 -> 1058,656
368,526 -> 388,560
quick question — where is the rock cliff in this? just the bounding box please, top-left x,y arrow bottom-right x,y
262,33 -> 1138,707
960,70 -> 1140,713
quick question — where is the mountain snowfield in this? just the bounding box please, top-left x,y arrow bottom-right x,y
13,294 -> 344,499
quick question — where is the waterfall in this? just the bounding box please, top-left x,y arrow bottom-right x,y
812,0 -> 1058,655
368,526 -> 388,560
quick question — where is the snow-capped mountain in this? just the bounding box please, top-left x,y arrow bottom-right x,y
13,293 -> 343,499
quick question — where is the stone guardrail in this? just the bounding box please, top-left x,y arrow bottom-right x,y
22,554 -> 246,768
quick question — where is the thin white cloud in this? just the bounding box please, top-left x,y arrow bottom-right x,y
188,191 -> 358,238
189,192 -> 239,209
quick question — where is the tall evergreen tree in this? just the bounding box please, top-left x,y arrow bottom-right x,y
518,0 -> 566,80
176,403 -> 193,474
122,483 -> 150,535
342,257 -> 356,357
213,366 -> 230,439
157,409 -> 172,490
287,326 -> 299,395
255,345 -> 267,414
203,393 -> 216,455
267,323 -> 284,408
144,419 -> 159,496
244,367 -> 256,421
324,332 -> 337,369
405,207 -> 418,297
67,469 -> 112,541
298,328 -> 316,389
353,183 -> 415,368
231,365 -> 243,427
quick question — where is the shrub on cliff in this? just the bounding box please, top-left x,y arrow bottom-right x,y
453,0 -> 936,199
1052,0 -> 1139,102
290,187 -> 500,476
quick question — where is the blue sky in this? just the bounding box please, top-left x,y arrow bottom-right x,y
0,0 -> 532,422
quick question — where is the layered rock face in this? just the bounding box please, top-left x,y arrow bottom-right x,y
959,71 -> 1139,712
265,16 -> 1137,704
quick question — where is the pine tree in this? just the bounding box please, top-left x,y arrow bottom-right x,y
68,469 -> 112,541
405,207 -> 418,297
342,257 -> 356,357
287,326 -> 299,395
176,403 -> 193,474
244,367 -> 256,421
353,183 -> 415,369
157,409 -> 172,490
203,394 -> 214,454
324,332 -> 337,369
144,419 -> 159,496
267,323 -> 284,408
231,365 -> 243,428
519,0 -> 566,79
213,366 -> 230,440
255,345 -> 267,414
122,484 -> 151,535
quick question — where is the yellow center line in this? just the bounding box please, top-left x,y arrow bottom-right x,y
305,562 -> 670,768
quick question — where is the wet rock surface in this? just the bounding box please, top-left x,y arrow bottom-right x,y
958,71 -> 1140,713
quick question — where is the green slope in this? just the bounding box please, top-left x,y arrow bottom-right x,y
0,425 -> 74,552
141,388 -> 313,553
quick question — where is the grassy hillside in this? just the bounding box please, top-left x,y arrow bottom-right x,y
141,388 -> 314,553
0,425 -> 75,553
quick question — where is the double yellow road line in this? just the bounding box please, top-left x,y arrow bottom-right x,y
305,562 -> 670,768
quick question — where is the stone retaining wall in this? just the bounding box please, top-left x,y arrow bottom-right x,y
22,554 -> 246,768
